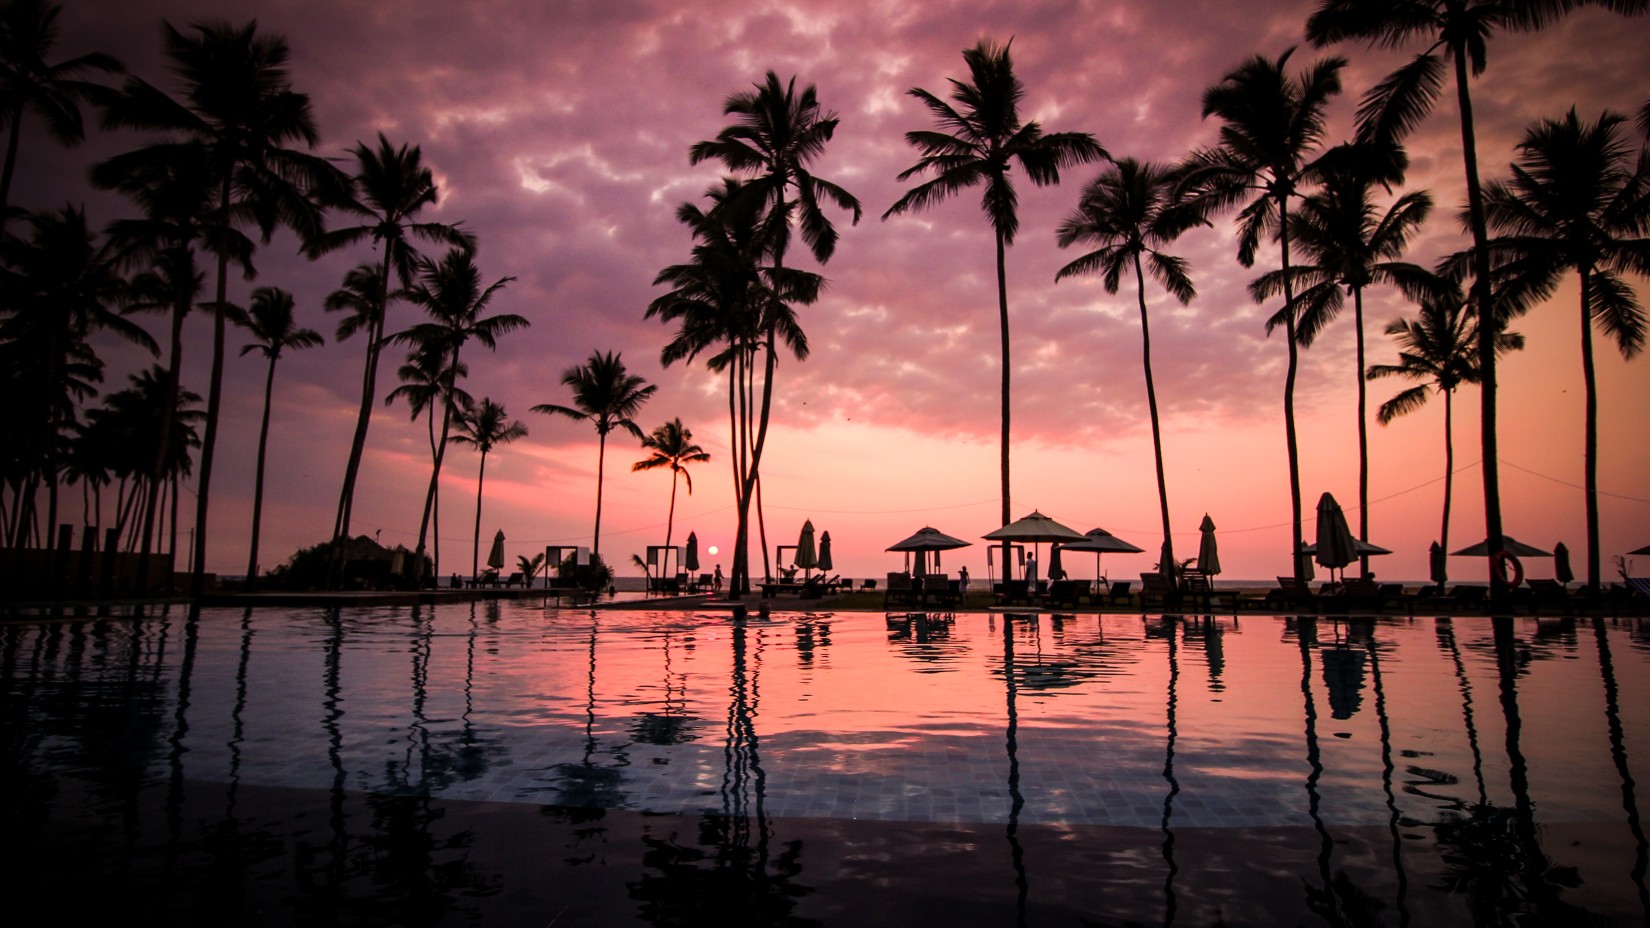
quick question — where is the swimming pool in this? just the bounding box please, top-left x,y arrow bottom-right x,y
3,604 -> 1647,925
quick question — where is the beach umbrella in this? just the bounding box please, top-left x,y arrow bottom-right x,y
1047,543 -> 1064,580
685,532 -> 699,572
888,526 -> 973,552
1429,542 -> 1447,584
818,532 -> 833,572
1450,536 -> 1552,558
1061,527 -> 1144,579
1553,542 -> 1573,584
795,520 -> 818,577
1629,543 -> 1650,556
986,511 -> 1082,584
1196,514 -> 1221,576
1314,493 -> 1356,581
487,530 -> 506,571
1300,538 -> 1393,557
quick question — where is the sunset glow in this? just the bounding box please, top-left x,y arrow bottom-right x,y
14,0 -> 1650,583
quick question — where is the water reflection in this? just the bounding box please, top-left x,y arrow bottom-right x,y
4,608 -> 1650,925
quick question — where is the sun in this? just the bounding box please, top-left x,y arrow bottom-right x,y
708,545 -> 719,556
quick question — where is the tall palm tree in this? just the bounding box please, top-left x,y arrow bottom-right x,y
1250,144 -> 1434,574
1479,108 -> 1650,591
101,19 -> 348,594
449,397 -> 527,582
689,72 -> 859,592
1306,0 -> 1649,601
1177,47 -> 1344,583
0,205 -> 150,550
534,350 -> 656,557
0,0 -> 122,227
389,247 -> 522,576
632,418 -> 710,574
237,285 -> 321,587
646,179 -> 818,594
309,133 -> 471,549
1367,288 -> 1522,578
1055,157 -> 1206,576
883,38 -> 1106,569
385,339 -> 469,580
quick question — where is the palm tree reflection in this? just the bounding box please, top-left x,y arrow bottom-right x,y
1592,617 -> 1649,915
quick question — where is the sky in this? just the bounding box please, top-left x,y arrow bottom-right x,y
14,0 -> 1650,583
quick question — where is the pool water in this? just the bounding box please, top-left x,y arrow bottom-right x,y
3,604 -> 1647,925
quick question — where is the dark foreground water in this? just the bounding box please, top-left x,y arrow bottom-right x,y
3,604 -> 1648,926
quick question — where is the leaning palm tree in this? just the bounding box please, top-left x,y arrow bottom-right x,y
101,20 -> 348,594
388,247 -> 522,576
1250,143 -> 1434,574
689,72 -> 858,591
1306,0 -> 1650,600
449,397 -> 527,583
1055,157 -> 1207,577
632,418 -> 710,574
309,133 -> 472,550
883,38 -> 1106,566
237,285 -> 322,588
0,0 -> 122,227
385,339 -> 469,580
1368,286 -> 1522,578
1478,108 -> 1650,591
1177,47 -> 1344,583
534,351 -> 656,557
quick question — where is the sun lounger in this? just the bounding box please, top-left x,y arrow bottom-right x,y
995,579 -> 1033,606
1263,576 -> 1315,612
1047,579 -> 1085,609
1103,580 -> 1133,607
1139,572 -> 1180,610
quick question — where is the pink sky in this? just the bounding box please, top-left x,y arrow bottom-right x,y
18,0 -> 1650,582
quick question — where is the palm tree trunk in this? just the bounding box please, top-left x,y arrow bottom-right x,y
1135,257 -> 1173,567
996,229 -> 1013,576
0,115 -> 21,232
190,176 -> 234,597
593,431 -> 607,557
245,354 -> 278,589
664,467 -> 679,558
137,290 -> 187,595
1279,193 -> 1303,585
1454,46 -> 1505,606
1579,268 -> 1600,592
471,448 -> 488,580
414,348 -> 460,571
1354,288 -> 1369,577
1442,388 -> 1455,582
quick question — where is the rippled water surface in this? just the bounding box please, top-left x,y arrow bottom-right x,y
4,604 -> 1648,925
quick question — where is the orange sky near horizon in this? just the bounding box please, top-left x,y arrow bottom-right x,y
12,0 -> 1650,584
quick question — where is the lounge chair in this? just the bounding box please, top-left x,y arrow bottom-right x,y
996,579 -> 1033,606
1263,576 -> 1315,612
503,571 -> 525,588
1139,572 -> 1180,610
1103,580 -> 1133,607
1047,579 -> 1084,609
883,572 -> 915,608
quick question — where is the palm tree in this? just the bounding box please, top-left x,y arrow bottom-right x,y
309,133 -> 471,550
449,397 -> 527,582
632,418 -> 710,575
534,351 -> 656,557
0,205 -> 151,550
1367,287 -> 1522,578
1055,157 -> 1206,577
237,285 -> 322,588
1478,108 -> 1650,591
1306,0 -> 1650,601
1177,47 -> 1344,583
884,38 -> 1106,568
388,247 -> 522,576
1250,144 -> 1434,575
385,339 -> 469,580
689,72 -> 859,591
101,19 -> 348,594
0,0 -> 122,227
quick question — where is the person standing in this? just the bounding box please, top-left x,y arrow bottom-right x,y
959,565 -> 970,594
714,564 -> 723,593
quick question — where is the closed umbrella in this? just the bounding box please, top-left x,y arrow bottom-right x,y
1553,542 -> 1574,584
818,531 -> 833,572
1314,493 -> 1356,582
1047,543 -> 1064,581
685,532 -> 700,572
487,530 -> 506,571
1196,514 -> 1221,576
1429,541 -> 1447,584
1158,539 -> 1177,578
1297,541 -> 1316,582
795,520 -> 818,578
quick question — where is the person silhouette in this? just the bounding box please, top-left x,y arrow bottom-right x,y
714,564 -> 723,593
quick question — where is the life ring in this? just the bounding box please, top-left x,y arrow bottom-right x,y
1492,550 -> 1524,588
